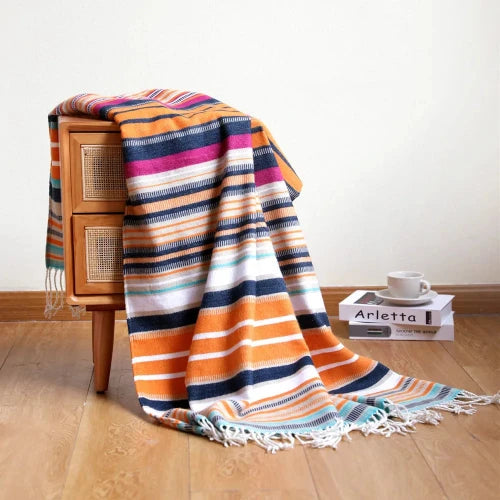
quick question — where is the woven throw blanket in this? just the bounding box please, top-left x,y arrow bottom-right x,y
45,89 -> 498,452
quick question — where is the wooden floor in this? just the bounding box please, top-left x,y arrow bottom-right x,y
0,315 -> 498,500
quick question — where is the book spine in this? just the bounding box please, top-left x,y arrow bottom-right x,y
339,303 -> 448,326
349,321 -> 454,341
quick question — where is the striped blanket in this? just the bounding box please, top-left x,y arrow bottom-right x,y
46,89 -> 497,452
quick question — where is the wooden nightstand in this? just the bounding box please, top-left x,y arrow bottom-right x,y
59,117 -> 126,393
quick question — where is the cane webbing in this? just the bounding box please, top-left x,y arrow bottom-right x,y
81,145 -> 126,201
85,226 -> 123,282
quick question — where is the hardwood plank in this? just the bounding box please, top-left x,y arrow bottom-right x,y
189,435 -> 317,498
331,317 -> 500,500
305,432 -> 446,500
440,315 -> 500,394
0,322 -> 93,500
191,490 -> 317,500
411,404 -> 499,500
61,321 -> 190,500
0,323 -> 18,367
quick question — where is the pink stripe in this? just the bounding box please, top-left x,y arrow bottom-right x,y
255,166 -> 283,187
125,134 -> 251,178
169,94 -> 211,108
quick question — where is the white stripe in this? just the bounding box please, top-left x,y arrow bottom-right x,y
317,354 -> 359,373
50,142 -> 60,147
189,364 -> 320,412
192,315 -> 297,341
309,344 -> 344,356
346,371 -> 402,396
51,161 -> 60,166
189,333 -> 303,362
132,350 -> 190,364
127,147 -> 252,186
134,371 -> 186,381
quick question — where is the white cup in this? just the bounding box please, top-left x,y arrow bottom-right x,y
387,271 -> 431,298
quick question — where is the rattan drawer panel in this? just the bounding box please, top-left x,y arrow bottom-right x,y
70,132 -> 127,213
73,215 -> 124,295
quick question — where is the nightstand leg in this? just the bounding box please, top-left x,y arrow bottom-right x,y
92,310 -> 115,393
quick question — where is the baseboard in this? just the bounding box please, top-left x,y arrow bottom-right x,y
0,285 -> 498,321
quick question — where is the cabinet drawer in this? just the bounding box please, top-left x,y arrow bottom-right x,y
70,132 -> 126,213
73,215 -> 124,295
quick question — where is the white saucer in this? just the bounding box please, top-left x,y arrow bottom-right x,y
374,289 -> 438,306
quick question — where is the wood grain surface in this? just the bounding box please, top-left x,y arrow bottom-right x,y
0,316 -> 498,499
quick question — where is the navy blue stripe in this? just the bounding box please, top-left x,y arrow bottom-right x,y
170,97 -> 219,110
217,214 -> 266,231
277,250 -> 310,262
49,183 -> 61,203
404,385 -> 452,409
115,98 -> 220,125
129,167 -> 254,206
262,199 -> 293,212
201,278 -> 287,308
124,234 -> 215,259
279,262 -> 314,274
98,99 -> 156,119
267,216 -> 299,230
128,307 -> 200,334
123,248 -> 212,272
188,356 -> 313,401
214,227 -> 269,246
138,397 -> 189,411
253,149 -> 277,172
124,197 -> 220,225
123,119 -> 249,162
330,363 -> 390,395
297,312 -> 330,330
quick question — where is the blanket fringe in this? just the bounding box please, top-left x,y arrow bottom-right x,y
196,390 -> 499,452
361,390 -> 500,438
44,267 -> 87,319
44,267 -> 65,319
70,305 -> 87,319
197,417 -> 351,454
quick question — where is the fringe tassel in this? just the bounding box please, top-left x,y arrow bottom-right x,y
196,417 -> 351,454
44,267 -> 65,319
194,390 -> 499,452
44,267 -> 87,319
361,390 -> 500,439
70,305 -> 87,319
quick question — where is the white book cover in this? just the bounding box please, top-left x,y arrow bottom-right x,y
339,290 -> 454,327
349,312 -> 454,341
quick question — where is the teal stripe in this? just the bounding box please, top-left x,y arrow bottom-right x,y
288,287 -> 321,296
208,405 -> 345,434
46,244 -> 63,255
209,253 -> 275,270
125,278 -> 206,296
50,178 -> 61,188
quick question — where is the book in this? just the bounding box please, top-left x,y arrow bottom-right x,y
339,290 -> 454,327
349,312 -> 454,341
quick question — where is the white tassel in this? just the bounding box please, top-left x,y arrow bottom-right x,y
44,268 -> 66,319
196,417 -> 350,453
70,305 -> 86,319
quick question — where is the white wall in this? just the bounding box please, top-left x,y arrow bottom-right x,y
0,0 -> 498,290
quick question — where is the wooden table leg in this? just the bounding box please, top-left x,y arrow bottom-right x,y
91,310 -> 115,393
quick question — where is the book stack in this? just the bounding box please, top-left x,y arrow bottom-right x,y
339,290 -> 455,341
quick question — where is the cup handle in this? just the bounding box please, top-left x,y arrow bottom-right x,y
420,280 -> 431,295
